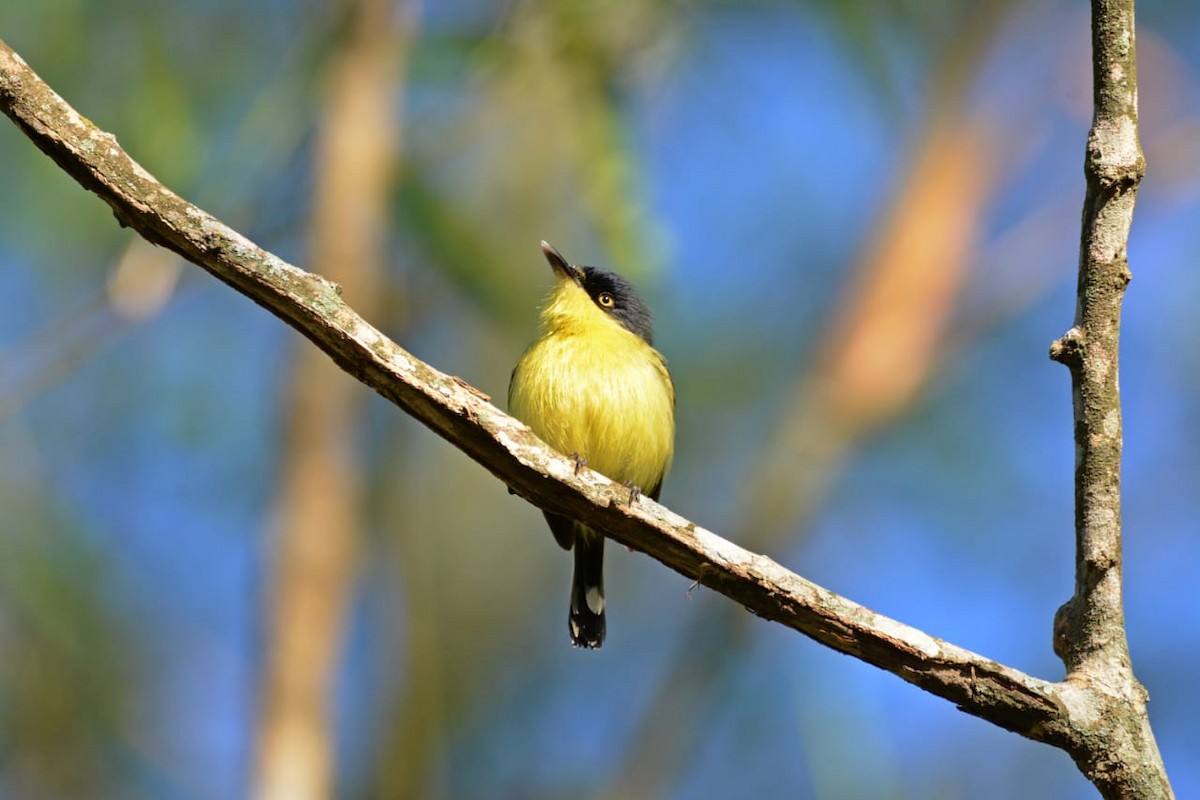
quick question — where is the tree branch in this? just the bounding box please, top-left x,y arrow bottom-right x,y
1043,1 -> 1173,797
0,27 -> 1171,796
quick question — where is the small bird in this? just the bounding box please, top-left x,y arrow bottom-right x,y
509,242 -> 675,648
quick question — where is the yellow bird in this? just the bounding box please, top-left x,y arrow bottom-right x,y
509,242 -> 675,648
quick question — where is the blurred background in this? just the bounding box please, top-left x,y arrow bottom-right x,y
1,0 -> 1198,798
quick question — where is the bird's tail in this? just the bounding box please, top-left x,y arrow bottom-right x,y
568,531 -> 606,649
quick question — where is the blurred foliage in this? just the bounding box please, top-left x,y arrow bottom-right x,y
0,437 -> 146,800
2,1 -> 1200,799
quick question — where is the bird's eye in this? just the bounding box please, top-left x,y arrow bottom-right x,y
598,292 -> 615,308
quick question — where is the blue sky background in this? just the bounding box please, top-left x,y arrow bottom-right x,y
1,1 -> 1198,798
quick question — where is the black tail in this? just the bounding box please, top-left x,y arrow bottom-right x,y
568,531 -> 606,649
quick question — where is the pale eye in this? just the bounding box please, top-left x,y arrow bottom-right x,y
598,292 -> 615,308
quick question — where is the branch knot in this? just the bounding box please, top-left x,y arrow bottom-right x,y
1048,327 -> 1085,366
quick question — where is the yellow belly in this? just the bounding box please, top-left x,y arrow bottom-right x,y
509,329 -> 675,494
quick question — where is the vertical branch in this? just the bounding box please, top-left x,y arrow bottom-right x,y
252,2 -> 408,799
1050,2 -> 1172,798
1048,0 -> 1143,684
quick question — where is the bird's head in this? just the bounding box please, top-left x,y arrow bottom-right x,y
539,241 -> 655,346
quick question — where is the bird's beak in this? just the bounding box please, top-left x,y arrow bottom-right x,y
541,241 -> 584,285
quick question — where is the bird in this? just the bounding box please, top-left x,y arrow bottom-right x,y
509,241 -> 675,648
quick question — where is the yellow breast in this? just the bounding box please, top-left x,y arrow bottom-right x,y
509,284 -> 675,495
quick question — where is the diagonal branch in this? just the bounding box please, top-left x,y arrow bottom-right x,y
0,30 -> 1068,743
0,27 -> 1172,797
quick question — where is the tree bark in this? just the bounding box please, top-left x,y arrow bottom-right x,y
1045,1 -> 1171,797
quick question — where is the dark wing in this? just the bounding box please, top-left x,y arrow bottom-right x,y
544,511 -> 577,550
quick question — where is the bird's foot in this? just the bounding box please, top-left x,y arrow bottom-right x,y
570,452 -> 588,475
622,480 -> 642,505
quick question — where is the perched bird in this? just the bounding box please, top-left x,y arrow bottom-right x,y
509,242 -> 675,648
